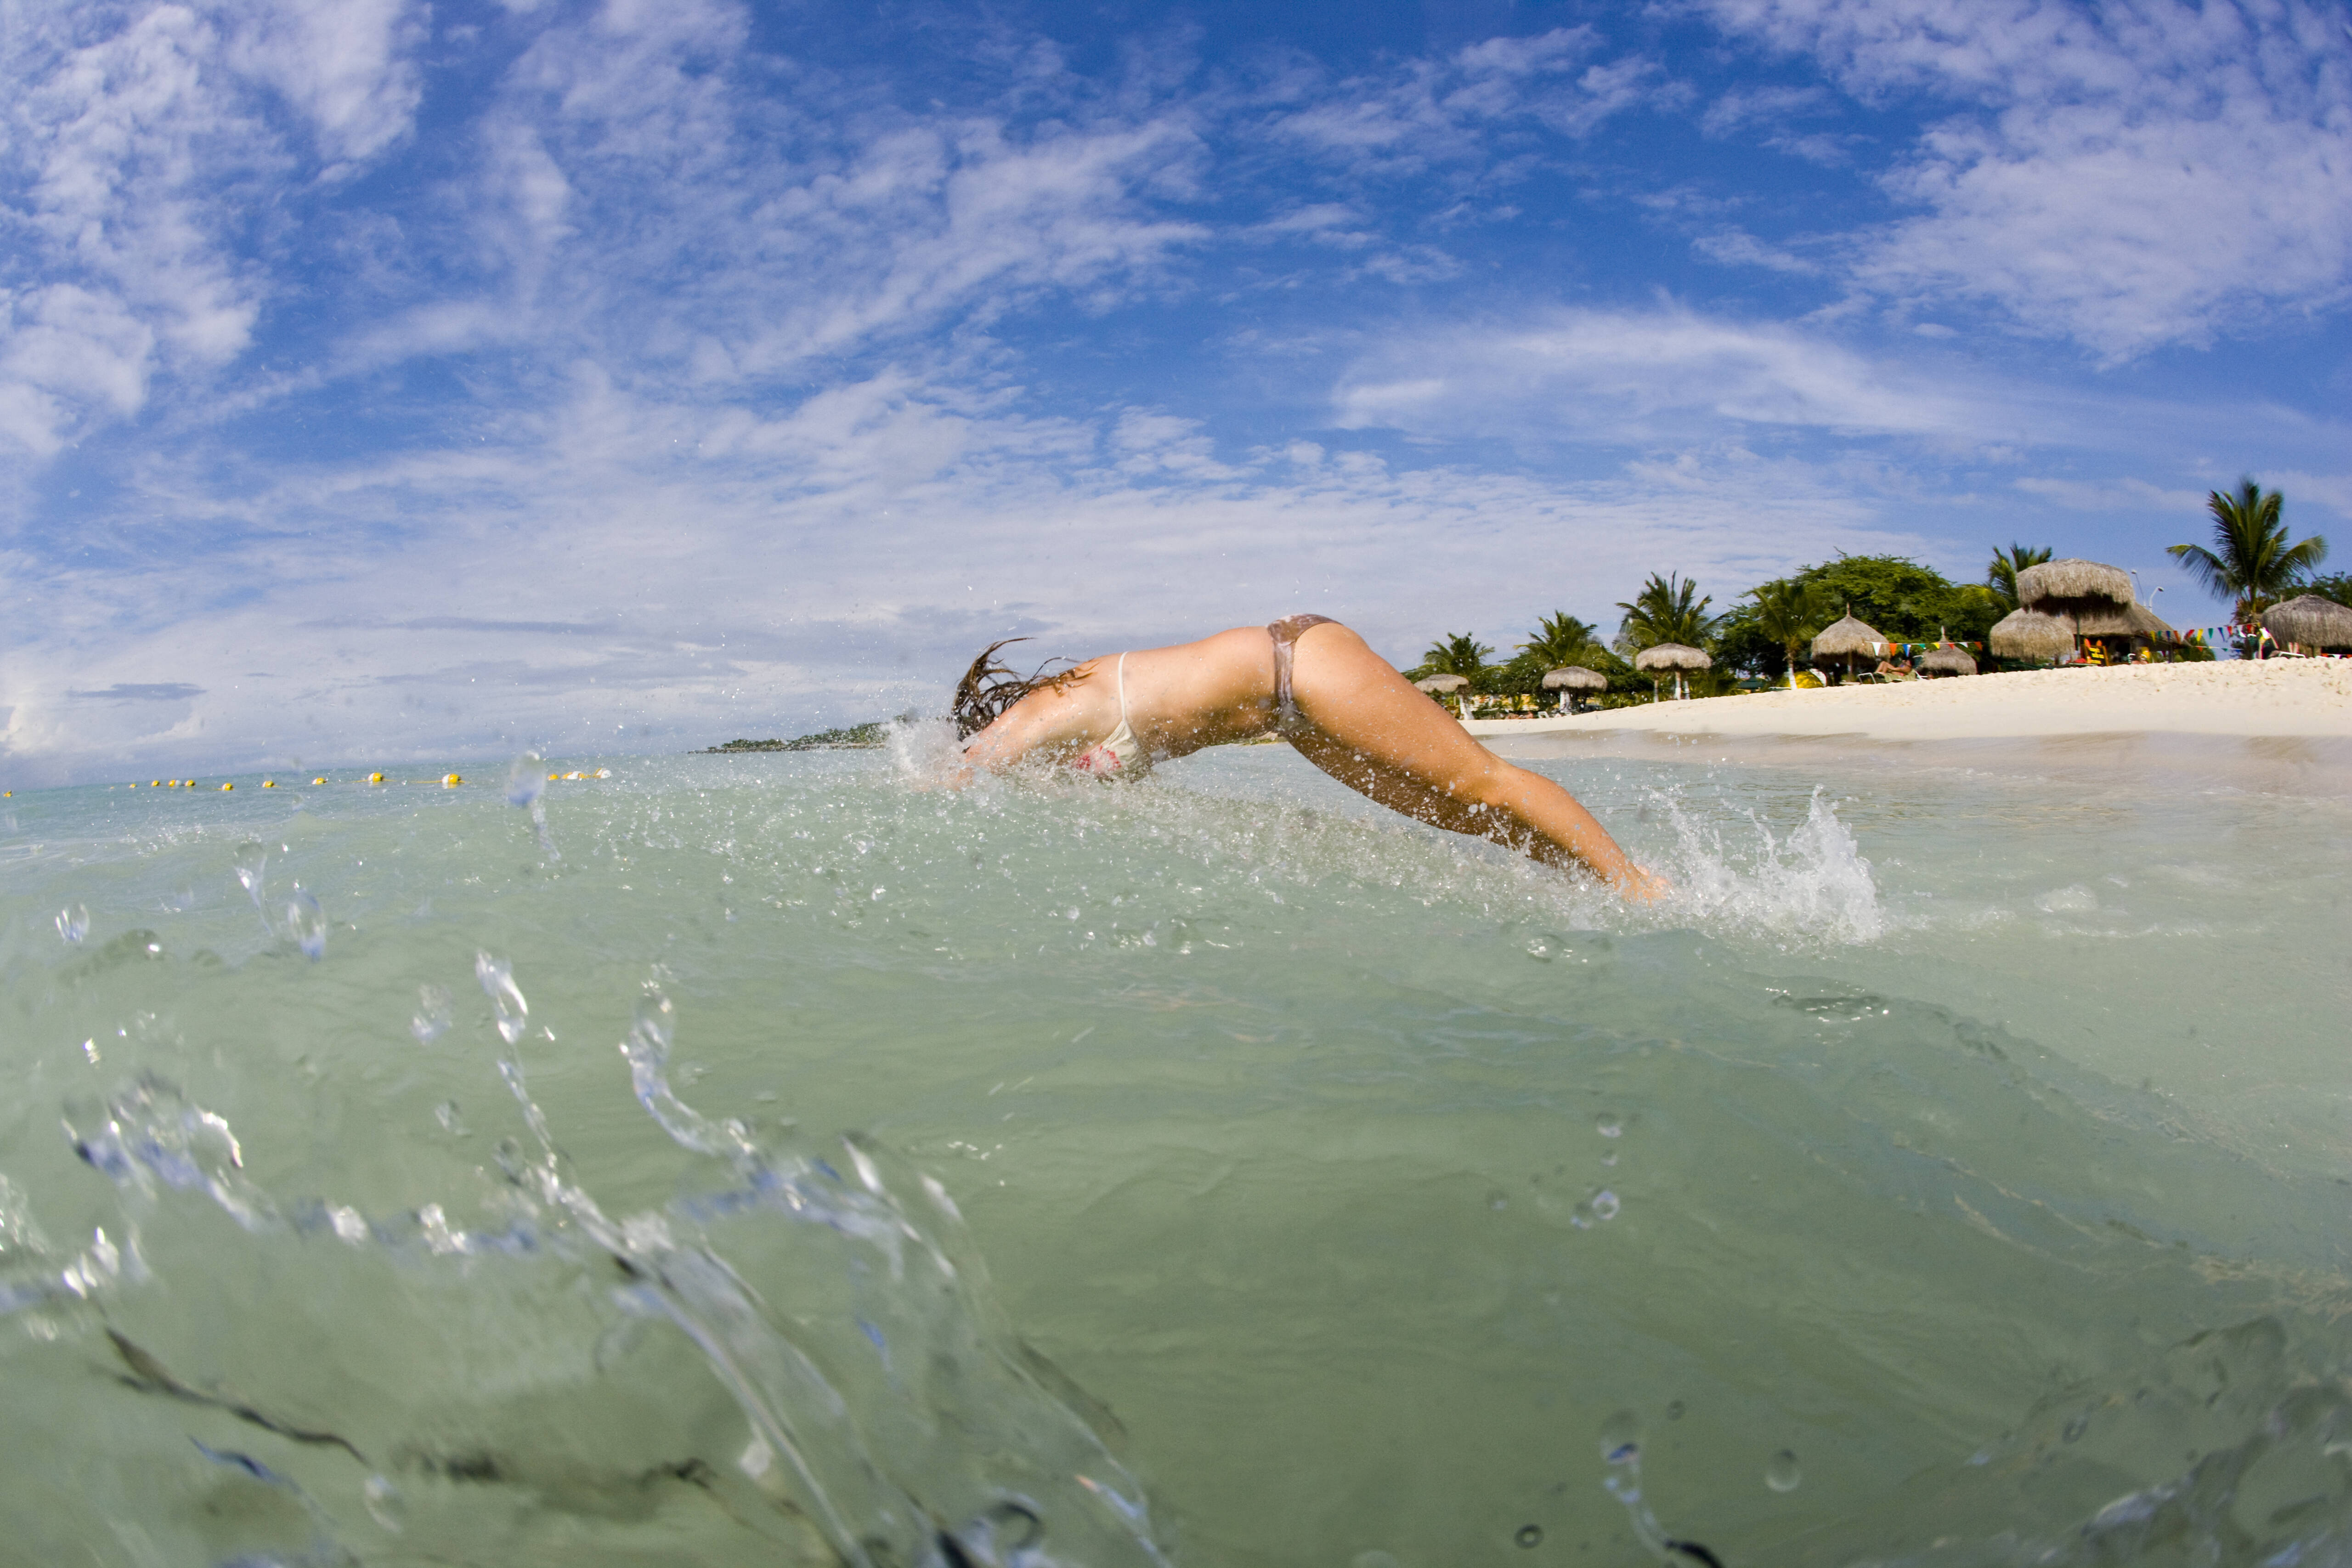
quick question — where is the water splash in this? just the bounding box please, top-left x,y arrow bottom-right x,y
36,971 -> 1171,1567
410,984 -> 453,1043
475,952 -> 528,1044
232,840 -> 271,933
284,887 -> 325,960
1652,786 -> 1884,945
55,903 -> 87,944
506,752 -> 559,861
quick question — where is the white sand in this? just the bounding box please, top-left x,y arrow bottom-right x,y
1459,661 -> 2352,742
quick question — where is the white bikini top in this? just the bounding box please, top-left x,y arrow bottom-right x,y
1071,652 -> 1148,777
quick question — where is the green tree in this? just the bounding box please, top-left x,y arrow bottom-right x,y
1986,543 -> 2053,611
1411,632 -> 1493,683
1518,611 -> 1602,669
2168,478 -> 2328,618
1743,578 -> 1834,685
1790,555 -> 2003,645
1614,573 -> 1719,652
2305,572 -> 2352,609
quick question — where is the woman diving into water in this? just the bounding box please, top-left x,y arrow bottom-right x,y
951,615 -> 1660,896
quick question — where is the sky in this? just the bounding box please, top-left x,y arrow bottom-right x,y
3,0 -> 2348,784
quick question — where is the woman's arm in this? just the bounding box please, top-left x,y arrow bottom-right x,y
956,662 -> 1112,776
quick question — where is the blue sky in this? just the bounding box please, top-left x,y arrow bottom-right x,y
4,0 -> 2348,783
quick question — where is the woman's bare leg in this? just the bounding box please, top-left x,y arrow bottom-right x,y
1283,623 -> 1654,892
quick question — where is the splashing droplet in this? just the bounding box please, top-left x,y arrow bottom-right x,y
1599,1409 -> 1640,1464
433,1101 -> 464,1135
1765,1449 -> 1801,1492
476,952 -> 528,1044
1514,1525 -> 1543,1549
505,753 -> 547,809
232,841 -> 266,898
412,984 -> 453,1042
363,1473 -> 406,1532
1590,1189 -> 1620,1221
56,904 -> 88,944
1595,1114 -> 1622,1138
284,888 -> 325,959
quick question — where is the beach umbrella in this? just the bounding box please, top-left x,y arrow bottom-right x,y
1989,608 -> 2075,663
1632,642 -> 1710,701
2069,598 -> 2177,651
2015,558 -> 2133,620
1541,665 -> 1606,712
1809,614 -> 1885,683
2262,594 -> 2352,652
1916,645 -> 1976,678
1414,673 -> 1470,713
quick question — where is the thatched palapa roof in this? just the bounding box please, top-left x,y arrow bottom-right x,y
1542,666 -> 1608,691
1989,608 -> 2075,662
1810,615 -> 1885,659
1916,645 -> 1977,678
2072,600 -> 2177,641
1632,643 -> 1711,673
2016,558 -> 2133,613
2262,594 -> 2352,650
1415,673 -> 1469,693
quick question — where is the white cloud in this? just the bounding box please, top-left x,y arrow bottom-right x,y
0,0 -> 425,453
227,0 -> 426,164
1690,0 -> 2352,355
1692,227 -> 1822,274
1257,26 -> 1657,173
1333,306 -> 1986,442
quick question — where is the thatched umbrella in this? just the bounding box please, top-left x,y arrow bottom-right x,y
2016,559 -> 2134,620
1916,645 -> 1976,678
1809,614 -> 1886,684
1989,608 -> 2075,663
1415,672 -> 1469,714
2263,594 -> 2352,652
1632,643 -> 1710,701
2069,597 -> 2178,659
1541,665 -> 1607,713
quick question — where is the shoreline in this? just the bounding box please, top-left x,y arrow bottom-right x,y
1461,661 -> 2352,743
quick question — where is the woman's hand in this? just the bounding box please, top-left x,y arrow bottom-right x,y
1617,865 -> 1672,903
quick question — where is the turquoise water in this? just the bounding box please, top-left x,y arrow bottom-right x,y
3,733 -> 2350,1566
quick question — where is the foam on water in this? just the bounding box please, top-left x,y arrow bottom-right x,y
2,744 -> 2349,1566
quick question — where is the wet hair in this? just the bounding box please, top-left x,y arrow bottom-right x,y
950,638 -> 1088,741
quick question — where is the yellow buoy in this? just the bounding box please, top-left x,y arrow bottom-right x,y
443,773 -> 462,787
313,777 -> 326,785
152,781 -> 161,787
262,780 -> 275,788
547,772 -> 559,781
221,782 -> 233,791
368,772 -> 384,784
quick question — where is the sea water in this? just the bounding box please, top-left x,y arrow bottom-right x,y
2,732 -> 2349,1567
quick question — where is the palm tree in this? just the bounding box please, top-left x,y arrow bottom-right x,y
1615,573 -> 1718,652
1518,611 -> 1600,669
2168,478 -> 2328,619
1418,632 -> 1493,679
1745,578 -> 1831,686
1986,543 -> 2053,611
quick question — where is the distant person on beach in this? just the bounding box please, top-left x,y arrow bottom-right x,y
950,617 -> 1661,896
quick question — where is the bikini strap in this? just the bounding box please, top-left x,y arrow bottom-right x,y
1115,651 -> 1131,726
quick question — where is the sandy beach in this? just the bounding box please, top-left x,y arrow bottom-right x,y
1461,660 -> 2352,743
